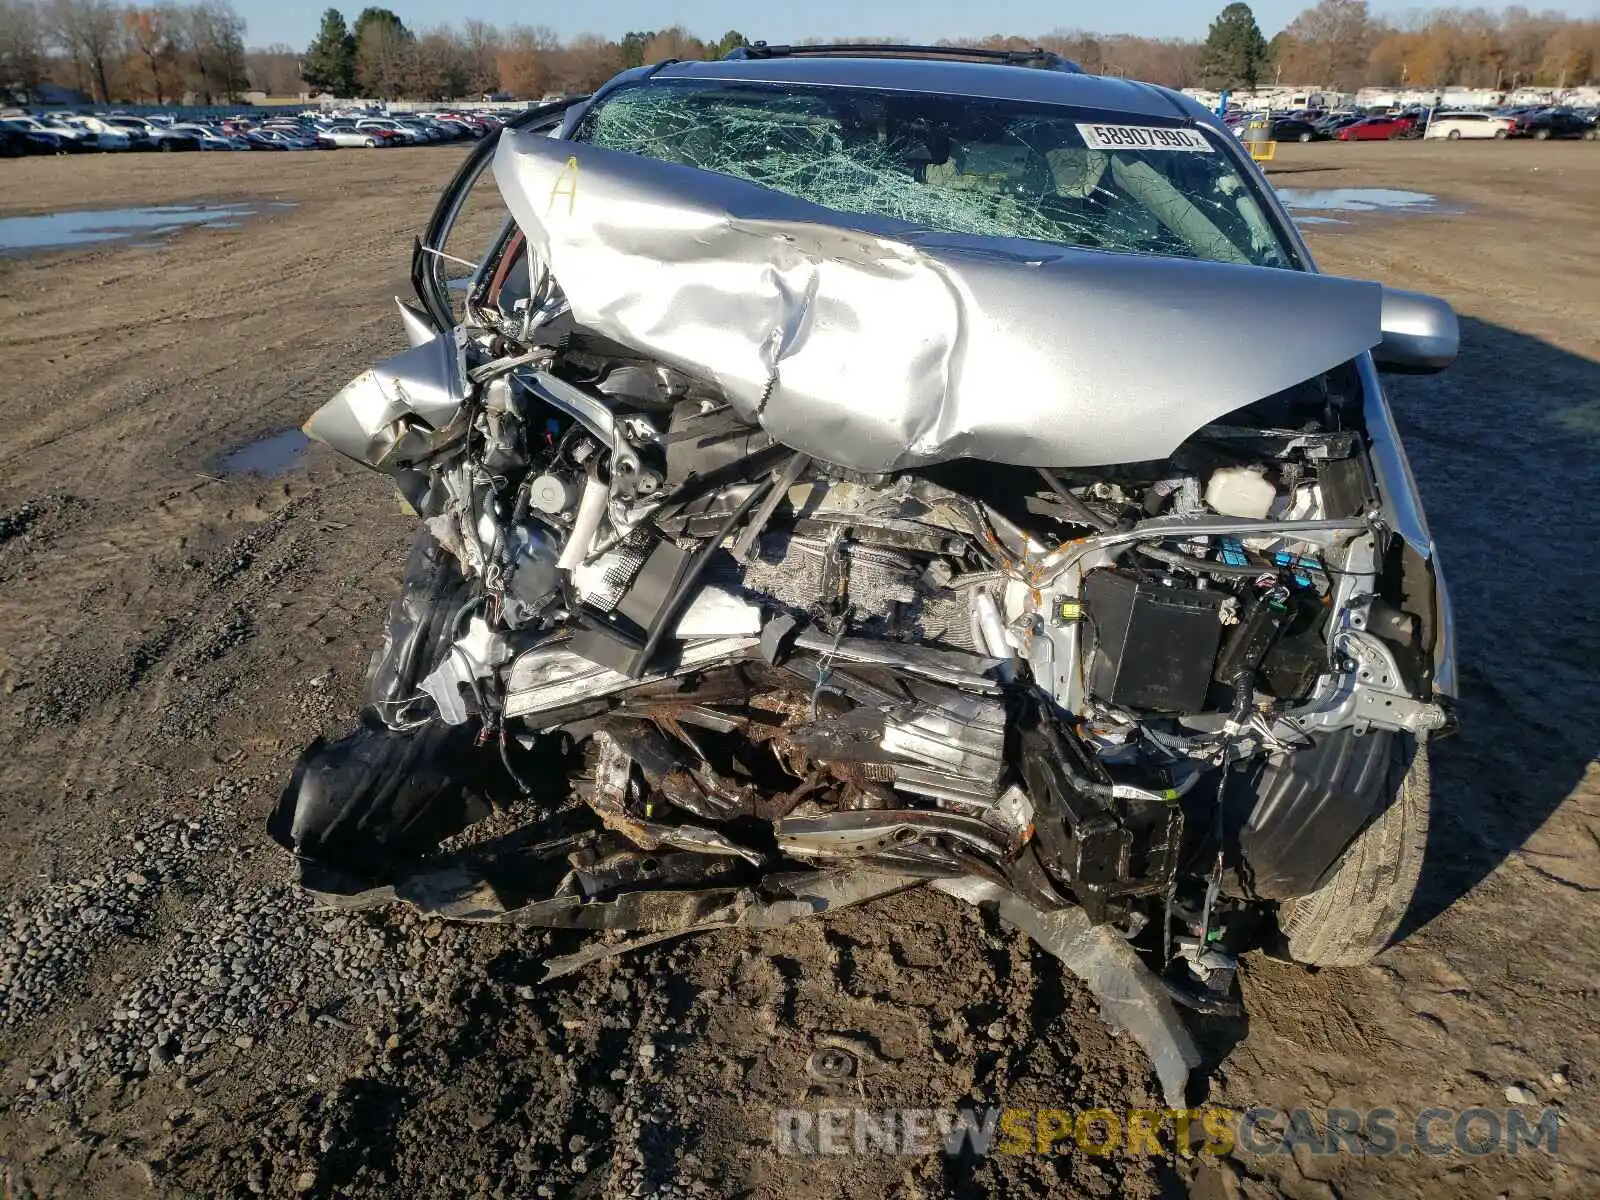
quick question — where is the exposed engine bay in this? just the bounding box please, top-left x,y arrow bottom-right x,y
271,102 -> 1456,1105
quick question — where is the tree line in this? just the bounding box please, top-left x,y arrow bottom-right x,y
295,10 -> 750,101
0,0 -> 256,102
1197,1 -> 1599,94
1,0 -> 1595,107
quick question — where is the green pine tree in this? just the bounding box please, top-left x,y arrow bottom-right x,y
302,8 -> 356,97
1200,3 -> 1270,92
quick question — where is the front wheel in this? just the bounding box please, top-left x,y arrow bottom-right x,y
1494,129 -> 1509,139
1584,129 -> 1597,141
364,137 -> 378,148
1298,131 -> 1313,143
1280,740 -> 1430,967
159,140 -> 173,152
1533,128 -> 1552,141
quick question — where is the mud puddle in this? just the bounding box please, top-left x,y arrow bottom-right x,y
1275,187 -> 1447,224
216,429 -> 310,475
0,202 -> 272,254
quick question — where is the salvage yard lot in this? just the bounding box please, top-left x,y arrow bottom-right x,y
1,142 -> 1597,1198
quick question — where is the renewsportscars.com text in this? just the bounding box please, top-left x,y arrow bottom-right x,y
774,1106 -> 1561,1159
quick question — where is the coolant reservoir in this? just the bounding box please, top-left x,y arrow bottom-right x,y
1205,466 -> 1277,519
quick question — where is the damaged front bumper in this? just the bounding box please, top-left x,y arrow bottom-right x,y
274,782 -> 1200,1108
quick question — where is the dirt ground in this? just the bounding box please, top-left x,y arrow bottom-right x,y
0,141 -> 1596,1199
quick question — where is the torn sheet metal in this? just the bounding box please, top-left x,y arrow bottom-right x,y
304,333 -> 467,469
933,877 -> 1200,1110
504,635 -> 758,720
308,854 -> 923,980
422,615 -> 511,725
493,133 -> 1382,472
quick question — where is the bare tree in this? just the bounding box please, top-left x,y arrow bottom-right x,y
498,22 -> 558,99
413,25 -> 465,99
458,17 -> 498,95
1277,0 -> 1377,89
354,15 -> 411,99
639,25 -> 704,63
556,32 -> 620,92
47,0 -> 119,101
122,4 -> 182,101
245,41 -> 302,94
0,0 -> 48,90
183,0 -> 247,101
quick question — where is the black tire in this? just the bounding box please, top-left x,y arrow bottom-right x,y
364,137 -> 378,148
1585,129 -> 1597,142
1280,739 -> 1430,967
1533,128 -> 1551,141
1446,129 -> 1461,140
160,139 -> 173,152
1494,129 -> 1508,139
1298,131 -> 1313,143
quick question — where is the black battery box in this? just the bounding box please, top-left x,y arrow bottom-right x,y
1083,570 -> 1228,712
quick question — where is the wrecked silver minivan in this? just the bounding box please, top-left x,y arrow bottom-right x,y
272,53 -> 1458,1104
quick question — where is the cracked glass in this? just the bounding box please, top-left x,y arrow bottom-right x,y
576,79 -> 1292,269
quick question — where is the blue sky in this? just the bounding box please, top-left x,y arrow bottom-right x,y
248,0 -> 1600,50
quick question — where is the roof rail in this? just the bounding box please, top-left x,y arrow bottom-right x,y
726,42 -> 1084,73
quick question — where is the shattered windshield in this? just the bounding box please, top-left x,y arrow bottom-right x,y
576,79 -> 1293,268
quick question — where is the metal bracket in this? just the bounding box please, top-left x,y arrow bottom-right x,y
1278,628 -> 1446,738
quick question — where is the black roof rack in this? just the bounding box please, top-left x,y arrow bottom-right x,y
726,42 -> 1084,74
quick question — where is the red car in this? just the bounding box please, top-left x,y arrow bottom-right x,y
1336,115 -> 1418,141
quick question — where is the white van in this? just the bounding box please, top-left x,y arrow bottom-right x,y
1424,111 -> 1516,140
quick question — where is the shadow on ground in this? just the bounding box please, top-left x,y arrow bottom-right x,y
1388,317 -> 1600,940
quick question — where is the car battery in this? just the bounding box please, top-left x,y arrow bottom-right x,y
1083,571 -> 1229,712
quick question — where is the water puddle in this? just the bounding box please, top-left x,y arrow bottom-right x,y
217,429 -> 310,476
1275,187 -> 1439,215
0,203 -> 267,255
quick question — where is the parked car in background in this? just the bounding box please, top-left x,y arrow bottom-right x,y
395,119 -> 441,142
437,112 -> 491,137
265,125 -> 323,149
1336,114 -> 1418,141
1313,113 -> 1364,137
1269,117 -> 1323,143
1514,108 -> 1597,140
356,118 -> 420,144
2,115 -> 99,151
168,123 -> 241,150
1424,111 -> 1517,140
317,123 -> 388,148
243,129 -> 294,150
102,116 -> 202,151
0,119 -> 64,154
1,123 -> 50,155
431,116 -> 480,139
56,115 -> 135,150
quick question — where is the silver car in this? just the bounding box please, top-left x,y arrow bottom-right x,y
279,46 -> 1459,1103
317,123 -> 388,148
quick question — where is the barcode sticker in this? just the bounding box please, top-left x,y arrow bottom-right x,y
1076,123 -> 1215,153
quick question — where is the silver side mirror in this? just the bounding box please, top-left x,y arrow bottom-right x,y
1375,287 -> 1458,374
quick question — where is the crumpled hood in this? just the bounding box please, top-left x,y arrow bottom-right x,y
494,130 -> 1382,471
